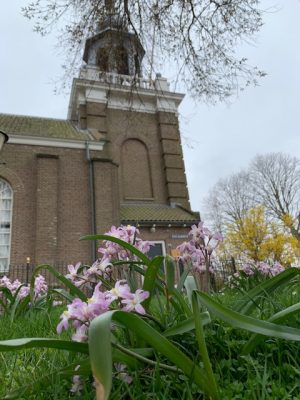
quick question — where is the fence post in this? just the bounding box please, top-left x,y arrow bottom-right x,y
26,257 -> 31,284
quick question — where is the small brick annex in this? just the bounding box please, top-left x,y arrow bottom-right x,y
0,17 -> 199,269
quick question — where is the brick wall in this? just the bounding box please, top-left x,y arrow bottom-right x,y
76,102 -> 191,210
2,102 -> 194,268
2,143 -> 93,266
108,108 -> 169,204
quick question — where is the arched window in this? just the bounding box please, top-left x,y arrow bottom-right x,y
0,179 -> 12,271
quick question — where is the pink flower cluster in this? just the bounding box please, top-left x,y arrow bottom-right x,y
57,280 -> 149,342
239,261 -> 285,278
65,225 -> 152,288
177,222 -> 223,273
0,274 -> 48,300
99,225 -> 152,260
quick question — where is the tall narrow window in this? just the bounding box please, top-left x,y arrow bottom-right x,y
97,48 -> 109,72
0,179 -> 12,272
116,46 -> 129,75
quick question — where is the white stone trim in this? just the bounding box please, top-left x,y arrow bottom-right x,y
68,76 -> 185,120
7,135 -> 105,151
0,179 -> 13,273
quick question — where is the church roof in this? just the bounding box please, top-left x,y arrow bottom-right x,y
120,204 -> 199,225
0,113 -> 87,141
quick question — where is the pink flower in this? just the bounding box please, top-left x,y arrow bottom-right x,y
72,325 -> 88,342
121,289 -> 149,315
17,285 -> 30,300
108,280 -> 131,301
135,239 -> 153,254
57,310 -> 70,334
65,262 -> 82,281
114,363 -> 133,384
85,258 -> 112,280
190,222 -> 211,242
70,366 -> 83,393
89,282 -> 113,312
34,274 -> 48,297
270,262 -> 284,276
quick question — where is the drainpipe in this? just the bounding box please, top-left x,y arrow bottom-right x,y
86,141 -> 97,261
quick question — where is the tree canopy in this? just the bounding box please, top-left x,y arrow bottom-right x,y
221,206 -> 300,266
22,0 -> 266,101
205,152 -> 300,242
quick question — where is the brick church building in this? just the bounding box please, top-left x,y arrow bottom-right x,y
0,9 -> 199,272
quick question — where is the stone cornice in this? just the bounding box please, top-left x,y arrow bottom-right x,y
68,73 -> 185,120
7,135 -> 105,151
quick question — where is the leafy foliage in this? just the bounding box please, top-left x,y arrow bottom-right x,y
223,206 -> 299,265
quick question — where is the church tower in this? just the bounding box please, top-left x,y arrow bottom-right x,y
68,2 -> 198,257
0,0 -> 200,274
0,1 -> 198,272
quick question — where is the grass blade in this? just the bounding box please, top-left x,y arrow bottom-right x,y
243,301 -> 300,354
0,338 -> 88,354
196,291 -> 300,342
192,291 -> 220,399
233,268 -> 300,315
142,255 -> 164,310
163,312 -> 211,337
2,358 -> 91,399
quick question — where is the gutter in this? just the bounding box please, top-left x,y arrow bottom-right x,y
86,141 -> 97,261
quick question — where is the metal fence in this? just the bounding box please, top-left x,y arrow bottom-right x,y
1,259 -> 239,290
0,263 -> 69,287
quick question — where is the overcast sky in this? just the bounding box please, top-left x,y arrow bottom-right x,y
1,1 -> 300,216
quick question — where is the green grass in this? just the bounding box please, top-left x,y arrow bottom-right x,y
1,283 -> 300,399
0,307 -> 93,399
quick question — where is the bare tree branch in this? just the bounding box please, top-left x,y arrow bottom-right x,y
204,153 -> 300,241
22,0 -> 266,101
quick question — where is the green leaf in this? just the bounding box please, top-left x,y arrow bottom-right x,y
243,301 -> 300,354
196,291 -> 300,342
30,264 -> 87,302
170,288 -> 193,317
192,292 -> 220,399
142,255 -> 164,310
80,234 -> 151,266
163,312 -> 211,337
233,268 -> 300,315
165,256 -> 175,292
11,295 -> 31,322
0,337 -> 88,354
176,266 -> 191,293
0,298 -> 8,313
49,288 -> 75,302
184,275 -> 197,307
9,285 -> 29,322
0,287 -> 13,303
89,310 -> 212,400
